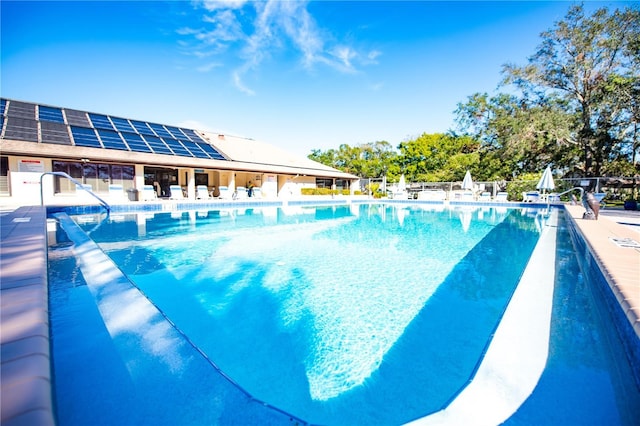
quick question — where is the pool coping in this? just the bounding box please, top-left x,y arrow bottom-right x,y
1,202 -> 638,425
0,206 -> 54,426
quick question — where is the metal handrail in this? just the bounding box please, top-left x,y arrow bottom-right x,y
40,172 -> 111,213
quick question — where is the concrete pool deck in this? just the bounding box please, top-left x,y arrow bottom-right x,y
1,203 -> 639,425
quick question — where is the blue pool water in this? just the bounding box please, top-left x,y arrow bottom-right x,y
48,203 -> 640,425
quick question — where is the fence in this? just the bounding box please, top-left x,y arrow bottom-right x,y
360,176 -> 638,201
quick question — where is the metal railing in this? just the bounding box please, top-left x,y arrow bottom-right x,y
40,172 -> 111,213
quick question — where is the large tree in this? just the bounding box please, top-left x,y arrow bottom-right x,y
502,4 -> 640,176
455,92 -> 576,177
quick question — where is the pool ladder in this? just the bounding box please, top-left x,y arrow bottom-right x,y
556,187 -> 599,219
40,171 -> 111,214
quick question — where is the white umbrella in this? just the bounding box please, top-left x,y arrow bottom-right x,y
461,170 -> 473,191
398,174 -> 406,192
536,166 -> 555,193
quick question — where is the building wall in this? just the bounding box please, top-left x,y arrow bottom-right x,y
0,153 -> 353,207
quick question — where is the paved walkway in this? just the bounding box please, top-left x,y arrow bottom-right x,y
0,206 -> 54,426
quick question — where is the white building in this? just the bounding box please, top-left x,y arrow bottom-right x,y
0,98 -> 358,207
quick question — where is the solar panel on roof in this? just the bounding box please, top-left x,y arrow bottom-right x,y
97,129 -> 128,150
6,101 -> 36,120
179,139 -> 210,158
38,106 -> 65,123
1,98 -> 229,162
88,113 -> 115,130
110,117 -> 135,133
121,132 -> 152,153
130,120 -> 155,136
70,126 -> 102,148
41,121 -> 71,145
196,141 -> 226,160
178,128 -> 196,141
162,138 -> 192,157
65,109 -> 91,127
4,117 -> 39,142
163,125 -> 183,139
183,128 -> 205,142
147,123 -> 173,139
142,135 -> 173,155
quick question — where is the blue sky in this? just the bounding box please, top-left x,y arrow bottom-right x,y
0,1 -> 627,156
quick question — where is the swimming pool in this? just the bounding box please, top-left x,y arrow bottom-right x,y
47,203 -> 640,425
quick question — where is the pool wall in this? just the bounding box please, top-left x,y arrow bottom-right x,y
564,205 -> 640,389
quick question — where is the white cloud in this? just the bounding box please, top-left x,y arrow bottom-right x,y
196,62 -> 222,72
183,0 -> 381,94
198,0 -> 249,12
232,69 -> 256,96
367,50 -> 382,63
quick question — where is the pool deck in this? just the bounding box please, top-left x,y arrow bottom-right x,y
1,202 -> 639,425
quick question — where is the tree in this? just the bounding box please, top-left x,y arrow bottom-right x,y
396,133 -> 481,182
455,92 -> 576,177
308,141 -> 398,178
502,4 -> 640,176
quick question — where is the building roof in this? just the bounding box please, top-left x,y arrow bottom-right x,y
0,98 -> 358,180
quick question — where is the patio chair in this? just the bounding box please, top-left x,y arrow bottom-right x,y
235,186 -> 248,199
218,186 -> 232,199
142,185 -> 158,201
461,191 -> 474,201
169,185 -> 185,200
108,184 -> 127,201
522,191 -> 540,202
251,186 -> 262,198
196,185 -> 210,200
495,192 -> 508,202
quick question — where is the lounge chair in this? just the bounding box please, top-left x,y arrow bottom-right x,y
169,185 -> 185,200
417,190 -> 446,201
495,192 -> 508,202
479,192 -> 491,201
461,191 -> 474,201
142,185 -> 158,201
196,185 -> 210,200
251,187 -> 262,198
108,184 -> 127,201
218,186 -> 232,199
548,193 -> 561,203
522,191 -> 540,202
235,186 -> 248,199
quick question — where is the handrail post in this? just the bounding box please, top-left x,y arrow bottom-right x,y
40,172 -> 111,213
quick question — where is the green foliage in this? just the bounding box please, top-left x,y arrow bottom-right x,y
300,188 -> 353,196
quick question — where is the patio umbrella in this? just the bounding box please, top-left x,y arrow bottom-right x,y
398,174 -> 406,192
536,166 -> 555,194
461,170 -> 474,191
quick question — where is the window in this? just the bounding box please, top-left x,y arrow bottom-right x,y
195,173 -> 208,186
316,178 -> 333,189
0,156 -> 8,195
52,160 -> 134,193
